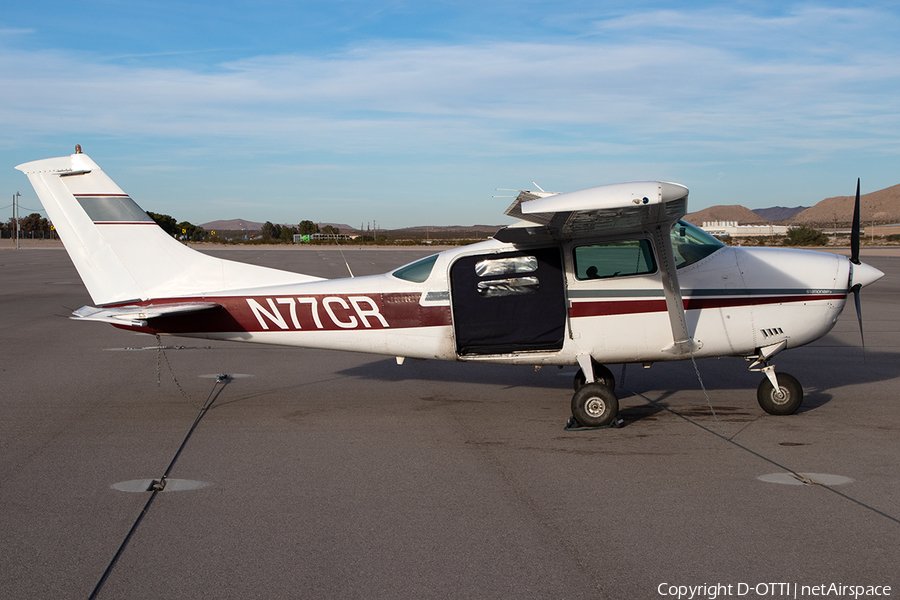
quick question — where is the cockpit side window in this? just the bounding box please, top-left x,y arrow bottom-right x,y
671,220 -> 725,268
392,254 -> 439,283
573,240 -> 657,280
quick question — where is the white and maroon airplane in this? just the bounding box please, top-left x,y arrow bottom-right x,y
17,148 -> 883,427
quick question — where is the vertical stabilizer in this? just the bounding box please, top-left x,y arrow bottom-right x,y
16,151 -> 320,305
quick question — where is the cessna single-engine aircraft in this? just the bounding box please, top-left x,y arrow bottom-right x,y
17,148 -> 884,427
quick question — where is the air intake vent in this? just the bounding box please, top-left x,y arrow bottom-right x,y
760,327 -> 784,338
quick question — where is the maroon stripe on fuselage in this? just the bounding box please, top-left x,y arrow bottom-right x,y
568,294 -> 846,318
109,293 -> 452,334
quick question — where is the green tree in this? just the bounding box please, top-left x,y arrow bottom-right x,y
189,226 -> 208,242
261,221 -> 282,240
298,220 -> 319,236
20,213 -> 49,235
783,226 -> 828,246
177,221 -> 197,240
280,225 -> 298,242
147,212 -> 178,236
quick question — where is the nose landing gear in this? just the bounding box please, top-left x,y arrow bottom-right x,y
747,341 -> 804,415
756,370 -> 803,415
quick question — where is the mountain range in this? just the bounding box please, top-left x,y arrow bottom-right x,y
203,182 -> 900,234
685,183 -> 900,227
202,219 -> 356,233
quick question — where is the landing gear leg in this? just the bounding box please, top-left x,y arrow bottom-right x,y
573,358 -> 616,391
746,341 -> 803,415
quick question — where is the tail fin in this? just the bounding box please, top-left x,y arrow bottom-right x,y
16,150 -> 320,306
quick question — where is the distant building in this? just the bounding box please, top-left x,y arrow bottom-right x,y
293,233 -> 356,243
700,221 -> 788,237
865,224 -> 900,237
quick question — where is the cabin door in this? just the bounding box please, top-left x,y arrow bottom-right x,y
449,247 -> 567,356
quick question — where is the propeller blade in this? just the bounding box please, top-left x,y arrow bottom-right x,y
851,178 -> 861,265
852,283 -> 866,362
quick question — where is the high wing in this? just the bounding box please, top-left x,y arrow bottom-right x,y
497,181 -> 688,242
497,181 -> 699,356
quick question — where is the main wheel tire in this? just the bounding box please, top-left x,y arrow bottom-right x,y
757,372 -> 803,415
571,383 -> 619,427
573,361 -> 616,391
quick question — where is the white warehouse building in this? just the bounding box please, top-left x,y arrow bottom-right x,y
700,221 -> 789,237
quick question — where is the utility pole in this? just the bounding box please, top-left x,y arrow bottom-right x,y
13,191 -> 21,250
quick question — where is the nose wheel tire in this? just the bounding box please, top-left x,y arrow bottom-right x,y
573,361 -> 616,391
572,383 -> 619,427
757,372 -> 803,415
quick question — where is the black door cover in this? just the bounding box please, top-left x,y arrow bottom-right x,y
450,247 -> 567,355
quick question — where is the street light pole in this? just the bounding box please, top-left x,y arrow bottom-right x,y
13,191 -> 21,250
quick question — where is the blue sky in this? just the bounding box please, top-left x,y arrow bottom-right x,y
2,1 -> 899,228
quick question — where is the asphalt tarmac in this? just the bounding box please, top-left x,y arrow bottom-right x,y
1,244 -> 898,599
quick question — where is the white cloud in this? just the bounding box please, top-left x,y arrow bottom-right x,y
3,3 -> 900,223
4,16 -> 897,145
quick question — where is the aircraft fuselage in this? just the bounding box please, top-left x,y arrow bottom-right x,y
112,235 -> 852,368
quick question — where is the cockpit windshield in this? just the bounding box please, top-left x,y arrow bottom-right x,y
671,220 -> 725,268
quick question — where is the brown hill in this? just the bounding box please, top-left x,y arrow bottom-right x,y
201,219 -> 356,232
684,205 -> 770,226
786,183 -> 900,226
201,218 -> 263,231
752,206 -> 808,221
387,224 -> 503,241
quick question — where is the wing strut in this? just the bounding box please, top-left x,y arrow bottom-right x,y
494,181 -> 699,354
651,224 -> 700,355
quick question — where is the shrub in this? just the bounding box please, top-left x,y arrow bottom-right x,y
783,226 -> 828,246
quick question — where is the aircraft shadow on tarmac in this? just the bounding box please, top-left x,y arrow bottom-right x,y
329,334 -> 896,422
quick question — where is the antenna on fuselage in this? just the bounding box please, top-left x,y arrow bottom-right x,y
493,182 -> 557,198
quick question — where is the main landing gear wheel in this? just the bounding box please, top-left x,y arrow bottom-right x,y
573,360 -> 616,391
757,372 -> 803,415
571,383 -> 619,428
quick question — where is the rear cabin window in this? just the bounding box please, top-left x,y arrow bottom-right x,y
475,256 -> 537,277
671,220 -> 724,268
574,240 -> 656,280
392,254 -> 438,283
477,276 -> 539,298
474,256 -> 539,297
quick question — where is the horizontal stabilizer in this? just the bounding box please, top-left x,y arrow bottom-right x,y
72,302 -> 221,327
